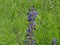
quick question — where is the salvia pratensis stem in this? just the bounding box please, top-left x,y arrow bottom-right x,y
24,5 -> 38,45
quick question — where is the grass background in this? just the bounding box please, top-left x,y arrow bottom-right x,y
0,0 -> 60,45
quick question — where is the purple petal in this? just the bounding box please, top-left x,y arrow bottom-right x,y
52,38 -> 56,44
32,33 -> 34,36
26,34 -> 29,36
34,11 -> 38,18
27,28 -> 31,32
28,13 -> 33,21
31,40 -> 36,45
29,24 -> 33,28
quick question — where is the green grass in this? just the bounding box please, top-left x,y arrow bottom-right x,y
0,0 -> 60,45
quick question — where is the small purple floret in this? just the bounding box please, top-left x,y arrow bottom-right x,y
34,11 -> 38,18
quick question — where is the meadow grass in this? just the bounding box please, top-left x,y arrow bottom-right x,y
0,0 -> 60,45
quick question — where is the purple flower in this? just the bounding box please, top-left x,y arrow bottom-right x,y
33,11 -> 38,18
27,28 -> 31,32
32,40 -> 36,43
33,28 -> 36,30
27,28 -> 33,33
31,8 -> 35,10
28,12 -> 33,21
32,33 -> 34,36
26,34 -> 29,36
29,23 -> 33,28
25,5 -> 38,45
52,38 -> 57,44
